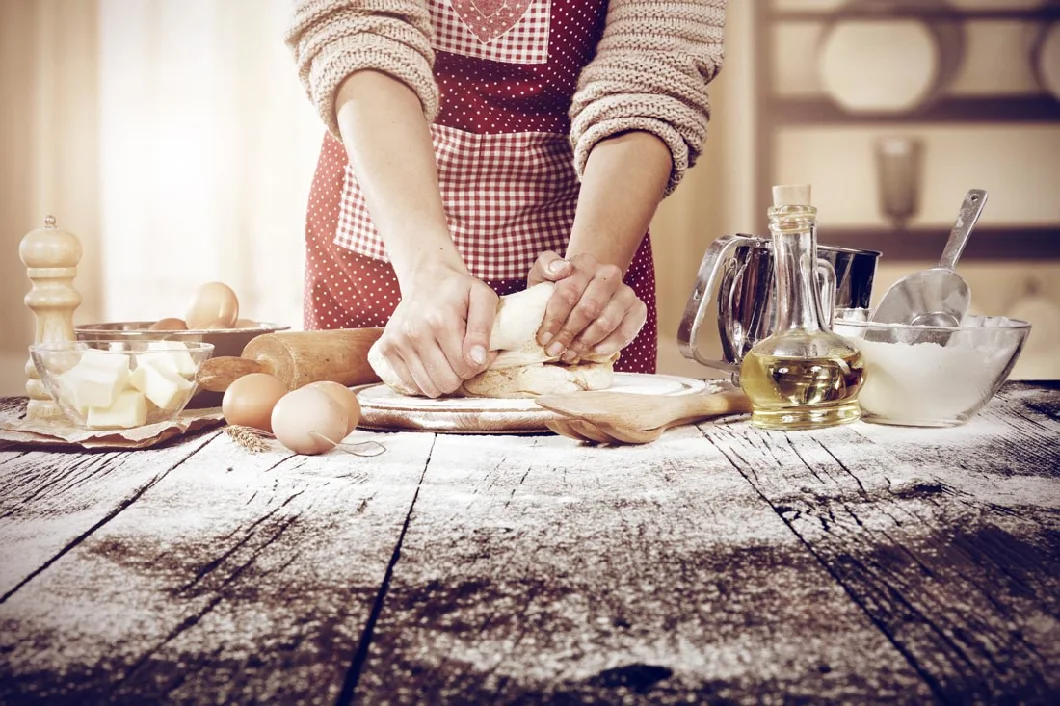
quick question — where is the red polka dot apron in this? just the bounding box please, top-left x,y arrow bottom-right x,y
303,0 -> 658,374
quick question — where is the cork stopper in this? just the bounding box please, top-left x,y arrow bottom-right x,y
772,184 -> 812,207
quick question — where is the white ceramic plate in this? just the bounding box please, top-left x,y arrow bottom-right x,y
819,18 -> 940,113
1037,22 -> 1060,101
354,372 -> 719,433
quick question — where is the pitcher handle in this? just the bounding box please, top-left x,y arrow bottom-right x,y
677,234 -> 759,373
816,258 -> 837,328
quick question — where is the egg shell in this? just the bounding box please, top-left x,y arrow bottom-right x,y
186,282 -> 239,329
149,317 -> 188,331
305,381 -> 361,433
271,387 -> 348,456
222,373 -> 288,432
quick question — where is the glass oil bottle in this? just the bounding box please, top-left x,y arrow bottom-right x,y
739,185 -> 864,430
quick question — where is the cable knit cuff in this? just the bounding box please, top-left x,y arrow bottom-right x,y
568,0 -> 726,197
307,32 -> 439,137
286,2 -> 438,139
571,104 -> 704,196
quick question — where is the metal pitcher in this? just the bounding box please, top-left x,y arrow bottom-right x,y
678,234 -> 880,374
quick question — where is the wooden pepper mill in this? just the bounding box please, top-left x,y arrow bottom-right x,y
19,215 -> 83,419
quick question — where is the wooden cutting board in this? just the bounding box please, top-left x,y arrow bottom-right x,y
354,373 -> 719,433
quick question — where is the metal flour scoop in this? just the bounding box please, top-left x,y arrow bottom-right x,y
871,189 -> 988,327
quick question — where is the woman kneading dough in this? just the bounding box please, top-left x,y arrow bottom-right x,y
286,0 -> 728,397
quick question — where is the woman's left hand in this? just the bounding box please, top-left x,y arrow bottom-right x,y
527,250 -> 647,362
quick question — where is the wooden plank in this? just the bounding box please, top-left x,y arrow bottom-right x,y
701,387 -> 1060,703
0,430 -> 433,704
816,225 -> 1060,262
0,432 -> 216,599
0,396 -> 24,419
352,428 -> 934,703
767,96 -> 1060,125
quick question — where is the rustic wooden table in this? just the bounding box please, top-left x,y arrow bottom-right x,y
1,382 -> 1057,705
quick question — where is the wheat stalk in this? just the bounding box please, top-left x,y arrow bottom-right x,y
224,425 -> 270,453
224,425 -> 386,458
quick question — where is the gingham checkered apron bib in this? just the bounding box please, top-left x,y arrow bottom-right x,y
303,0 -> 659,373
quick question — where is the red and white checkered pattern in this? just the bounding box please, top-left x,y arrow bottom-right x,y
429,0 -> 550,65
335,124 -> 578,281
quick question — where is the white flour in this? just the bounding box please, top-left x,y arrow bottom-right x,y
836,321 -> 1024,425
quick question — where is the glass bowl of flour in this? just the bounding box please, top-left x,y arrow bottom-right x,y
834,310 -> 1031,427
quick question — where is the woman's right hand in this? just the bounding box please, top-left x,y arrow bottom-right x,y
375,262 -> 499,398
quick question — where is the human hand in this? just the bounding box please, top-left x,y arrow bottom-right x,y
376,262 -> 498,397
527,250 -> 647,363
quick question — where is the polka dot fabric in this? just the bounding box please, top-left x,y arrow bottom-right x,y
305,135 -> 658,374
432,0 -> 606,136
304,0 -> 658,373
336,125 -> 580,281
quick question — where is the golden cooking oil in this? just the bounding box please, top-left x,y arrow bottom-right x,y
740,348 -> 863,430
738,187 -> 867,431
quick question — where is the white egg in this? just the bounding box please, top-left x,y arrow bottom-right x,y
270,387 -> 348,455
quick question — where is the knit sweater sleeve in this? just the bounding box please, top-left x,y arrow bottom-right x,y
569,0 -> 727,195
285,0 -> 439,138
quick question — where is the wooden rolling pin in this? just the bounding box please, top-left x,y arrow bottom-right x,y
196,328 -> 384,392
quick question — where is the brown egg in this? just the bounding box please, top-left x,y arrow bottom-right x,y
222,373 -> 288,432
270,387 -> 348,455
305,381 -> 361,433
186,282 -> 239,329
148,317 -> 188,331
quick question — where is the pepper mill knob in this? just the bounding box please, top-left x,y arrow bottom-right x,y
19,215 -> 83,419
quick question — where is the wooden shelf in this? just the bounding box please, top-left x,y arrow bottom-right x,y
753,3 -> 1060,261
814,225 -> 1060,261
771,8 -> 1060,22
766,96 -> 1060,124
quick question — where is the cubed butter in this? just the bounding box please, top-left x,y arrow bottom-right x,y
138,341 -> 198,376
58,354 -> 132,411
129,362 -> 193,409
80,349 -> 132,372
86,390 -> 147,429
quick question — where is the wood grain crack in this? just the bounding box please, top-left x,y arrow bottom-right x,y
176,502 -> 288,594
504,466 -> 532,509
0,454 -> 107,520
813,436 -> 869,497
702,432 -> 948,702
335,434 -> 437,705
784,433 -> 828,486
0,433 -> 217,604
0,450 -> 31,468
114,507 -> 304,689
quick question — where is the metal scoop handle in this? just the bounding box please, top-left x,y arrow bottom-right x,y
939,189 -> 988,272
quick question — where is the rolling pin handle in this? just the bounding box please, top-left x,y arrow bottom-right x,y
196,356 -> 268,392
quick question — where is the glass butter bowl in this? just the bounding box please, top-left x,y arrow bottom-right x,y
30,340 -> 214,430
74,320 -> 287,408
833,311 -> 1031,427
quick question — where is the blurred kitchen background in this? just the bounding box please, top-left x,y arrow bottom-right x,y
2,0 -> 1058,397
